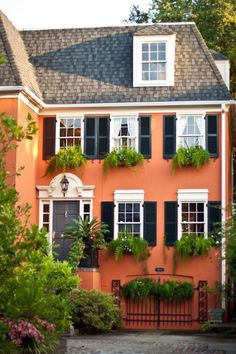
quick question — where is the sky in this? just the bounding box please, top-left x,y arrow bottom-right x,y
0,0 -> 150,30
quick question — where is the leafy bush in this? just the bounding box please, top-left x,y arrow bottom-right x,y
172,146 -> 210,174
224,205 -> 236,282
103,148 -> 144,171
70,289 -> 122,333
107,230 -> 150,261
122,278 -> 194,301
45,145 -> 87,175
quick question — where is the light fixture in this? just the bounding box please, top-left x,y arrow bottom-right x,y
60,175 -> 69,196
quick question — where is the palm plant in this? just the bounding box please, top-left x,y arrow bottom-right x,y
64,216 -> 109,249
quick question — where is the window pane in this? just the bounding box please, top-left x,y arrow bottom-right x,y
142,72 -> 149,81
133,224 -> 140,234
150,52 -> 157,61
158,51 -> 166,61
43,214 -> 49,223
158,42 -> 166,51
134,204 -> 140,212
126,213 -> 132,222
190,203 -> 196,212
158,72 -> 166,80
182,213 -> 188,222
150,72 -> 157,80
126,204 -> 132,212
142,52 -> 149,61
142,43 -> 149,52
150,63 -> 157,71
150,43 -> 157,51
142,63 -> 149,72
197,213 -> 204,222
84,204 -> 90,213
60,128 -> 66,137
118,203 -> 125,212
133,213 -> 140,222
118,213 -> 125,222
197,203 -> 204,212
43,204 -> 49,213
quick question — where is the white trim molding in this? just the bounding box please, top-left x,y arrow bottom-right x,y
133,34 -> 176,87
36,173 -> 95,199
221,104 -> 226,308
177,189 -> 208,202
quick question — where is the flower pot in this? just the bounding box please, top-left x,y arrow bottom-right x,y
208,308 -> 224,324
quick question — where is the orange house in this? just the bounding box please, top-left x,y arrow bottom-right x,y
0,11 -> 235,328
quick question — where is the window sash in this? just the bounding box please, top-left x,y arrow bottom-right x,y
177,114 -> 205,149
141,42 -> 167,81
56,116 -> 84,152
179,202 -> 207,238
111,115 -> 138,151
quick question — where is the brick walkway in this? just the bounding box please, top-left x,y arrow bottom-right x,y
63,331 -> 236,354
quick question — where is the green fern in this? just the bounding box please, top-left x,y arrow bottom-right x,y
122,278 -> 194,301
107,230 -> 149,262
103,148 -> 144,172
172,146 -> 210,174
45,145 -> 87,175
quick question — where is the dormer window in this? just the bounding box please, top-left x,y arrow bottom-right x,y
142,42 -> 166,81
133,35 -> 175,87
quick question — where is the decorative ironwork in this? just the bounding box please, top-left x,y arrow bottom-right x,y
125,296 -> 193,327
198,280 -> 208,323
112,280 -> 121,306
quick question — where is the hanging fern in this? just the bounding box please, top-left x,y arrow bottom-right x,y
103,148 -> 144,172
121,277 -> 194,301
172,146 -> 210,174
45,146 -> 87,175
107,230 -> 150,262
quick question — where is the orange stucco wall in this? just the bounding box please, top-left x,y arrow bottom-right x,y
2,96 -> 232,327
35,111 -> 228,302
0,97 -> 39,224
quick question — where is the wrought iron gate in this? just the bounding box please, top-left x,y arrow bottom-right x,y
112,279 -> 208,328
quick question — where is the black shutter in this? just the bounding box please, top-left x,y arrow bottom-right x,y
84,117 -> 96,157
165,202 -> 178,246
43,117 -> 56,160
206,114 -> 218,157
98,117 -> 109,158
101,202 -> 114,242
139,116 -> 151,158
143,202 -> 157,246
208,201 -> 221,233
163,115 -> 176,158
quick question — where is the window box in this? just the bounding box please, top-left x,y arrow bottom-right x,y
103,148 -> 144,172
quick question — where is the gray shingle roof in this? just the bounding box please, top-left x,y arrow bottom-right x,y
0,11 -> 232,104
0,11 -> 42,98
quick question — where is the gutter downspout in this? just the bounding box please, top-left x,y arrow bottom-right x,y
221,103 -> 226,309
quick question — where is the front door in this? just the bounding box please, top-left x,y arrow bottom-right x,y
53,201 -> 80,261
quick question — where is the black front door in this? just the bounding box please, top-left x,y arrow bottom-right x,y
53,201 -> 80,261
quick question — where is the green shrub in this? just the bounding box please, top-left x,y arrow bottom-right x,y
122,278 -> 194,301
172,146 -> 210,174
45,145 -> 87,175
103,148 -> 144,171
70,289 -> 122,333
107,230 -> 150,261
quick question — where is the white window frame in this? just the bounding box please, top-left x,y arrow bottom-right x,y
177,189 -> 208,240
133,34 -> 175,87
176,113 -> 206,149
110,114 -> 139,151
114,190 -> 144,239
55,114 -> 84,153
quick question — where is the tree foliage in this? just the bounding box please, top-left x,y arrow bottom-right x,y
128,0 -> 236,97
0,113 -> 78,352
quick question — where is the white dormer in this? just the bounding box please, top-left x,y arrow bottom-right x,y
211,50 -> 230,89
133,34 -> 176,87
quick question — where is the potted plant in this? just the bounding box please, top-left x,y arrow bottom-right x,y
172,146 -> 210,174
63,216 -> 109,270
107,230 -> 150,262
208,281 -> 225,324
103,148 -> 144,172
173,234 -> 214,273
45,145 -> 87,176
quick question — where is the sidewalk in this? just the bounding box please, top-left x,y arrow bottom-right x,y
60,330 -> 236,354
